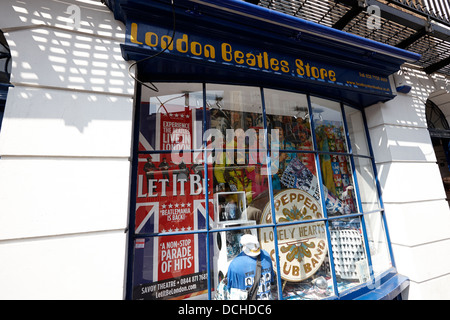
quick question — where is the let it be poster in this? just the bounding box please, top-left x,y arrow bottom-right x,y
132,102 -> 213,300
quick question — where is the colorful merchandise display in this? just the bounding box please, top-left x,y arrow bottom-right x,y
130,84 -> 383,300
314,121 -> 357,213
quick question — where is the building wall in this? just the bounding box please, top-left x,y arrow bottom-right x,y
0,0 -> 134,299
1,0 -> 450,300
366,67 -> 450,299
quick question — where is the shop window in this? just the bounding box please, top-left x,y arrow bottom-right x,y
128,82 -> 392,300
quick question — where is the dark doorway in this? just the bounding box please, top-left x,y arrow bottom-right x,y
427,99 -> 450,205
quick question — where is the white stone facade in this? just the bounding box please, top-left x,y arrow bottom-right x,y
0,0 -> 450,300
366,68 -> 450,299
0,0 -> 134,299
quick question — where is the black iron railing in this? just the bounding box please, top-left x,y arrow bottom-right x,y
252,0 -> 450,27
382,0 -> 450,26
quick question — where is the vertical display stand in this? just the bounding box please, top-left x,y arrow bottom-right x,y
213,191 -> 256,287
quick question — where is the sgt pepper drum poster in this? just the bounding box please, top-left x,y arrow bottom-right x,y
132,101 -> 214,300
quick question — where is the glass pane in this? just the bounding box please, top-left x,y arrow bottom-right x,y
319,154 -> 358,216
132,234 -> 209,300
329,218 -> 370,293
206,83 -> 263,134
259,189 -> 333,300
364,212 -> 392,276
312,97 -> 348,153
135,151 -> 212,235
205,85 -> 278,300
274,151 -> 320,210
344,106 -> 370,156
263,89 -> 313,152
354,157 -> 381,212
139,83 -> 204,152
212,228 -> 279,300
263,89 -> 322,213
205,84 -> 269,229
260,90 -> 333,299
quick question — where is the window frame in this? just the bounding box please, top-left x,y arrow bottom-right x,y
125,81 -> 395,300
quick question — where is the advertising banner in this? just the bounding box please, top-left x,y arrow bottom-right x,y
126,21 -> 392,96
133,103 -> 213,300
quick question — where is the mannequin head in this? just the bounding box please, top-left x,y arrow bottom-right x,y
240,234 -> 260,257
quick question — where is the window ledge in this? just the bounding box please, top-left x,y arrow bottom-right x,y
338,269 -> 410,300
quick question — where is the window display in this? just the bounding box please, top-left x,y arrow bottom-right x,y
129,82 -> 392,300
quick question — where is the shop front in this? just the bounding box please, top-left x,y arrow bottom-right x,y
106,0 -> 419,300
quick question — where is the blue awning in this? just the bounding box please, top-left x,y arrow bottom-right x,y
105,0 -> 421,108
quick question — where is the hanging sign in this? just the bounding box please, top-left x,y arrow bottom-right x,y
259,189 -> 328,282
126,21 -> 392,96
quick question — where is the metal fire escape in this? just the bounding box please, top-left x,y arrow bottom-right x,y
244,0 -> 450,76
